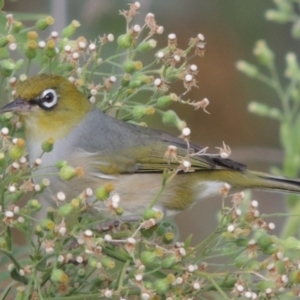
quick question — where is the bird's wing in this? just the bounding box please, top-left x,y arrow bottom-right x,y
72,110 -> 246,177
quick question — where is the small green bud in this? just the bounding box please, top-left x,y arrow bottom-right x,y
115,206 -> 124,215
0,59 -> 15,77
27,31 -> 38,40
46,207 -> 55,220
59,165 -> 76,180
15,286 -> 25,300
34,225 -> 44,237
41,137 -> 54,152
162,110 -> 182,128
27,199 -> 42,211
0,236 -> 7,249
137,39 -> 157,52
12,21 -> 23,34
77,268 -> 85,277
234,237 -> 248,247
62,20 -> 80,38
99,186 -> 114,202
132,105 -> 148,120
292,20 -> 300,39
265,10 -> 291,23
101,257 -> 115,269
45,40 -> 56,58
40,218 -> 55,231
121,73 -> 131,87
51,268 -> 69,284
123,60 -> 143,73
281,236 -> 300,250
35,16 -> 55,30
58,203 -> 73,217
0,35 -> 15,47
257,234 -> 273,250
236,60 -> 259,78
290,270 -> 300,284
162,231 -> 175,244
128,80 -> 143,89
140,251 -> 160,267
248,102 -> 271,117
117,34 -> 134,49
156,93 -> 178,108
9,144 -> 25,160
285,53 -> 299,78
253,40 -> 274,67
55,160 -> 67,169
161,254 -> 177,268
154,275 -> 175,294
24,40 -> 38,59
142,208 -> 157,220
262,244 -> 278,255
88,257 -> 99,268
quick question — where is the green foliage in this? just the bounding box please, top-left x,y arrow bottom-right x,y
237,0 -> 300,239
1,1 -> 300,299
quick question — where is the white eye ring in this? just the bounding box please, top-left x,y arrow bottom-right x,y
40,88 -> 58,109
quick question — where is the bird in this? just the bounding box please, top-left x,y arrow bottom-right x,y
1,74 -> 300,217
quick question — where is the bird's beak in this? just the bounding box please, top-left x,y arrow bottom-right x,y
1,98 -> 32,113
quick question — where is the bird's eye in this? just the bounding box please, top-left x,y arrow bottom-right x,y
39,89 -> 58,109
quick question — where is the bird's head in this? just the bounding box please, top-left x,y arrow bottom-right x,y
1,74 -> 91,141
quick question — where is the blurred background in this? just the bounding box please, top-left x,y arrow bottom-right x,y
3,0 -> 294,242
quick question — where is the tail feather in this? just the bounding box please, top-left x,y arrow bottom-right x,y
253,172 -> 300,194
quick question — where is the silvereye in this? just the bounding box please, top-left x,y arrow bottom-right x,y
1,74 -> 300,216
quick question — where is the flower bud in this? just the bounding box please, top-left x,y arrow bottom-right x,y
41,137 -> 54,152
95,183 -> 114,200
253,40 -> 274,67
257,234 -> 273,250
162,231 -> 175,244
59,165 -> 77,180
132,105 -> 148,119
27,31 -> 38,40
58,203 -> 73,217
27,199 -> 42,212
162,110 -> 182,128
117,34 -> 134,49
161,254 -> 177,268
24,40 -> 38,59
154,275 -> 175,294
101,256 -> 115,269
44,41 -> 56,59
40,218 -> 55,231
290,270 -> 300,284
0,35 -> 15,47
142,208 -> 158,220
12,21 -> 23,34
123,60 -> 143,73
236,60 -> 259,78
9,139 -> 25,160
140,251 -> 160,267
51,268 -> 69,283
0,59 -> 15,77
121,73 -> 131,87
292,20 -> 300,39
265,10 -> 290,23
156,94 -> 178,108
62,20 -> 81,38
35,16 -> 55,30
15,286 -> 25,300
137,39 -> 157,52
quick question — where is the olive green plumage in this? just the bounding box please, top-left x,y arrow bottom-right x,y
2,74 -> 300,216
